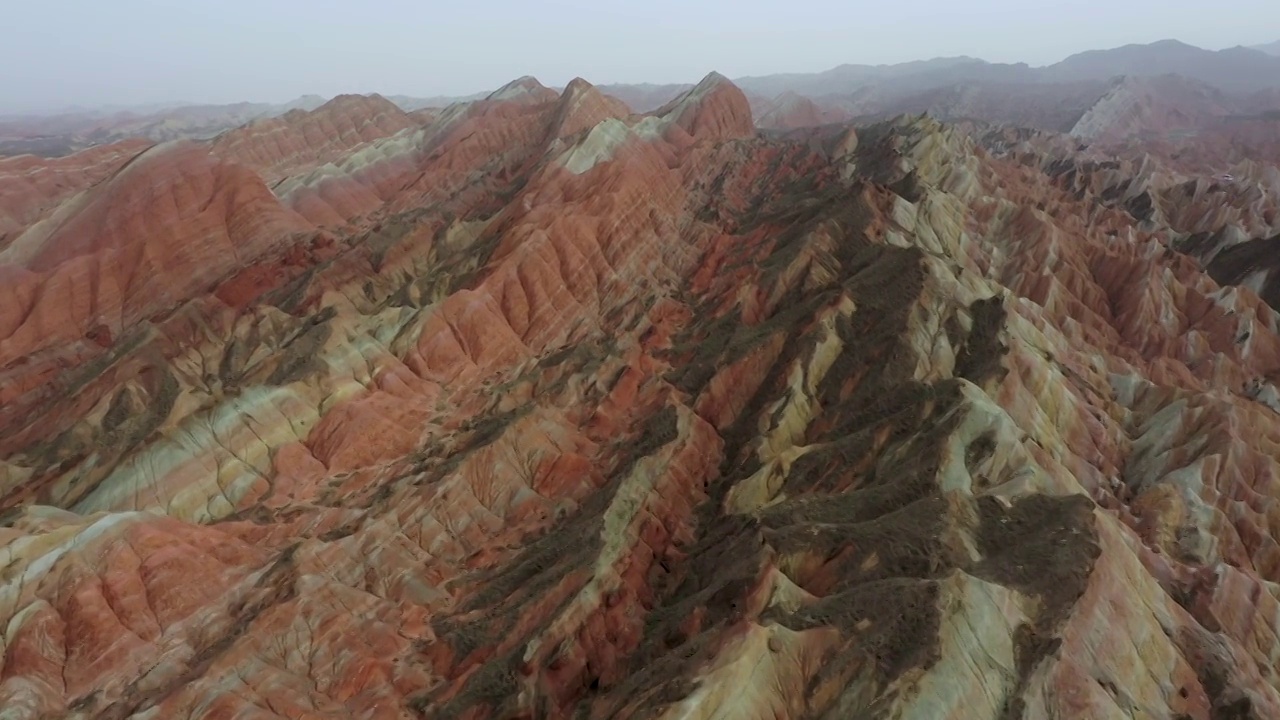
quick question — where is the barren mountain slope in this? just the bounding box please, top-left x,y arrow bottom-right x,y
2,73 -> 1280,720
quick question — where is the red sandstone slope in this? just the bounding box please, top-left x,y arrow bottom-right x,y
0,139 -> 153,239
977,119 -> 1280,301
211,93 -> 418,181
0,141 -> 314,417
650,72 -> 754,142
5,72 -> 1280,720
266,76 -> 636,229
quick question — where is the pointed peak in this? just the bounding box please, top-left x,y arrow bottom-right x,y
504,75 -> 542,87
692,71 -> 737,93
653,71 -> 754,142
559,78 -> 603,106
657,73 -> 732,113
487,76 -> 556,104
550,78 -> 630,141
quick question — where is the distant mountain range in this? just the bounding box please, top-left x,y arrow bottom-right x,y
593,39 -> 1280,141
385,91 -> 488,111
1039,39 -> 1280,91
4,38 -> 1280,158
600,39 -> 1280,113
0,96 -> 328,157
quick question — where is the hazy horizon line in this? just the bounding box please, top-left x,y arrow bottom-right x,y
4,34 -> 1276,118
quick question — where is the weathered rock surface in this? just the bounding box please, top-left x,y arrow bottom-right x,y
0,139 -> 153,238
0,140 -> 317,440
4,71 -> 1280,720
211,93 -> 417,182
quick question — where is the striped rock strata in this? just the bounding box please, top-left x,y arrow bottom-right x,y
1,74 -> 1279,720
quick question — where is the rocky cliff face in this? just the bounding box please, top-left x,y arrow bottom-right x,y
3,72 -> 1280,720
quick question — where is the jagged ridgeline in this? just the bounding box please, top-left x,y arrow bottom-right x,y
0,68 -> 1279,720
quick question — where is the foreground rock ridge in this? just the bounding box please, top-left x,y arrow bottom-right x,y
1,72 -> 1280,719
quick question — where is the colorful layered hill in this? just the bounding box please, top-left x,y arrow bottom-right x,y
5,70 -> 1280,720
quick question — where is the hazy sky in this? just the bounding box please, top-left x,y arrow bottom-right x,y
3,0 -> 1278,113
